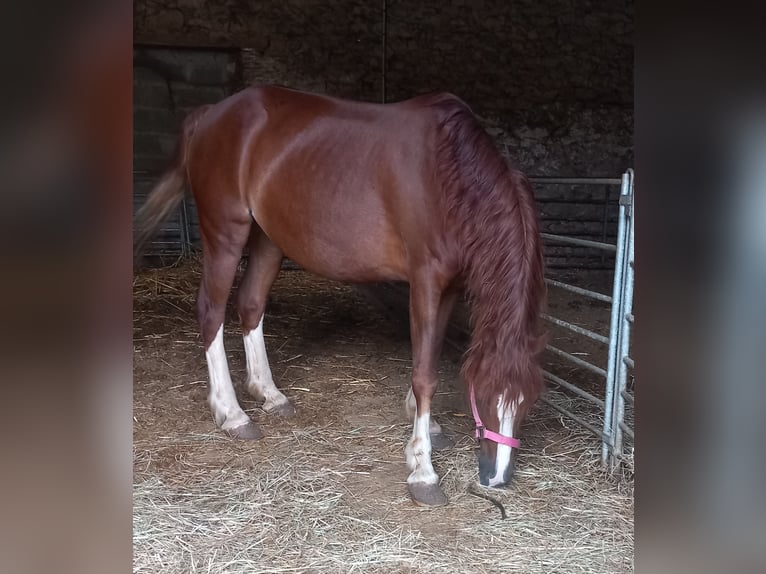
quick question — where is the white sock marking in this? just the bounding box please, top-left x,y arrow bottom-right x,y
405,410 -> 439,485
405,387 -> 442,434
243,316 -> 289,411
206,325 -> 251,430
488,394 -> 522,487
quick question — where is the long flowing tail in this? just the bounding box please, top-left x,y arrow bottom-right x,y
133,106 -> 208,258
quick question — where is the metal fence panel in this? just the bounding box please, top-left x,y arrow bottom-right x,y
536,171 -> 634,472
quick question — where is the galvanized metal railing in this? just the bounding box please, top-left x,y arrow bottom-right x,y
603,169 -> 634,469
531,171 -> 635,471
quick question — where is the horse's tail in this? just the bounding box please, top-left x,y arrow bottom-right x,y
133,105 -> 209,259
433,96 -> 546,413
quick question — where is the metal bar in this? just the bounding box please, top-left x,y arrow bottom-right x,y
545,278 -> 612,303
618,421 -> 634,440
539,396 -> 608,440
180,198 -> 191,256
624,356 -> 634,369
542,233 -> 618,252
621,390 -> 634,404
601,184 -> 611,245
542,369 -> 605,408
601,185 -> 610,266
545,345 -> 607,378
529,177 -> 622,185
612,173 -> 635,469
542,314 -> 610,345
602,170 -> 632,465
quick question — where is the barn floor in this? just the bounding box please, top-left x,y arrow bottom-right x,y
133,260 -> 633,573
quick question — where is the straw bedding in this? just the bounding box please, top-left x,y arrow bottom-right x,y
133,259 -> 633,573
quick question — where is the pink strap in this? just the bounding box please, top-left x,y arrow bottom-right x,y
470,386 -> 521,449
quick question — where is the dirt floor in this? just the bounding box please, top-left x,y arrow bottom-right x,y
133,260 -> 633,573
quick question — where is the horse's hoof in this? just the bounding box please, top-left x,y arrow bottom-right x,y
264,400 -> 296,417
430,432 -> 453,451
408,482 -> 448,507
225,421 -> 264,440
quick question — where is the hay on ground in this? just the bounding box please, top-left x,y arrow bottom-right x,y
134,259 -> 634,574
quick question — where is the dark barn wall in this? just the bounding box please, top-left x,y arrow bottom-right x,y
384,0 -> 633,177
133,47 -> 240,253
134,1 -> 383,101
134,0 -> 633,267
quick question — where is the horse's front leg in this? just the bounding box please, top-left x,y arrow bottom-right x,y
404,276 -> 456,506
405,387 -> 448,449
404,288 -> 458,451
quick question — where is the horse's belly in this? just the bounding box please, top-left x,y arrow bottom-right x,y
251,148 -> 423,283
260,217 -> 409,283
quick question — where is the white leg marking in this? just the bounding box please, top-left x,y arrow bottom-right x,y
206,325 -> 251,430
405,410 -> 439,486
243,316 -> 289,411
405,387 -> 417,421
405,386 -> 442,434
488,394 -> 522,487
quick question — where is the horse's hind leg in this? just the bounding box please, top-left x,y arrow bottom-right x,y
237,228 -> 295,416
198,222 -> 263,440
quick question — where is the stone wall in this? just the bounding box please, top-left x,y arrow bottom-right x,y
134,1 -> 383,101
386,0 -> 633,105
134,0 -> 633,267
134,0 -> 633,173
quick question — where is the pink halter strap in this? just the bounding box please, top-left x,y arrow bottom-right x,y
470,386 -> 521,449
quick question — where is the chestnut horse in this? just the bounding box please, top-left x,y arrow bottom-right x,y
135,86 -> 546,505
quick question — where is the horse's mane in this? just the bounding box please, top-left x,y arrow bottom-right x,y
429,94 -> 546,420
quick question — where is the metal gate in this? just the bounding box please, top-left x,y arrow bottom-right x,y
533,169 -> 634,470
